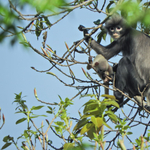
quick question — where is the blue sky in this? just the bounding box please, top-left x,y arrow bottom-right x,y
0,4 -> 105,149
0,1 -> 148,149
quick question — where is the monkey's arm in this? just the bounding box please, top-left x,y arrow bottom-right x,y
78,25 -> 121,60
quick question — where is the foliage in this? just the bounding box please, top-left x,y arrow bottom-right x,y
1,0 -> 150,149
20,0 -> 68,12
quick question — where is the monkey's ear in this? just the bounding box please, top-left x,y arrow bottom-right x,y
94,62 -> 99,66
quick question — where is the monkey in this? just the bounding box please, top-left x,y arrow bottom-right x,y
87,54 -> 113,83
78,14 -> 150,110
87,54 -> 114,95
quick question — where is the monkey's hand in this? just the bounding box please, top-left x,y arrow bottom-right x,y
78,25 -> 91,43
78,25 -> 85,31
78,25 -> 89,35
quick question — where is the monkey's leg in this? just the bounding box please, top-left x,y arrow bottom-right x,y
134,96 -> 146,107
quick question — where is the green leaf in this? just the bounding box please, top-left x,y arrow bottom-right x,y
91,116 -> 103,128
115,125 -> 123,129
21,0 -> 67,12
81,114 -> 94,119
73,118 -> 89,131
64,97 -> 73,108
19,41 -> 30,47
80,94 -> 96,99
46,111 -> 53,114
43,16 -> 52,27
30,115 -> 47,119
3,137 -> 8,142
23,130 -> 29,138
54,121 -> 64,126
105,111 -> 118,123
102,33 -> 107,41
58,95 -> 63,101
31,105 -> 44,110
83,106 -> 99,116
127,132 -> 133,135
83,102 -> 100,116
63,143 -> 75,150
101,94 -> 116,99
124,125 -> 130,130
16,118 -> 27,124
93,19 -> 101,25
14,92 -> 22,100
53,125 -> 64,134
46,72 -> 56,76
97,30 -> 107,43
80,123 -> 93,135
87,126 -> 96,140
35,19 -> 42,39
47,106 -> 52,110
82,99 -> 98,107
3,136 -> 13,142
1,143 -> 12,149
80,124 -> 89,135
40,18 -> 43,29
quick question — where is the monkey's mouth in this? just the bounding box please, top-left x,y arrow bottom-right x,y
113,33 -> 120,39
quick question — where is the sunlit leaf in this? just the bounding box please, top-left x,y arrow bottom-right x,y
91,116 -> 103,128
101,94 -> 116,99
31,106 -> 44,110
102,100 -> 119,108
46,72 -> 56,76
73,118 -> 89,131
80,123 -> 93,135
63,143 -> 75,150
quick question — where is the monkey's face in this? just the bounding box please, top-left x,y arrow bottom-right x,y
105,14 -> 128,40
108,26 -> 123,40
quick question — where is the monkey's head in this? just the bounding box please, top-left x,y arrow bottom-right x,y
105,14 -> 130,40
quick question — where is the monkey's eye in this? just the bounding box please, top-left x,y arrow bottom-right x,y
109,27 -> 114,32
116,26 -> 122,31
